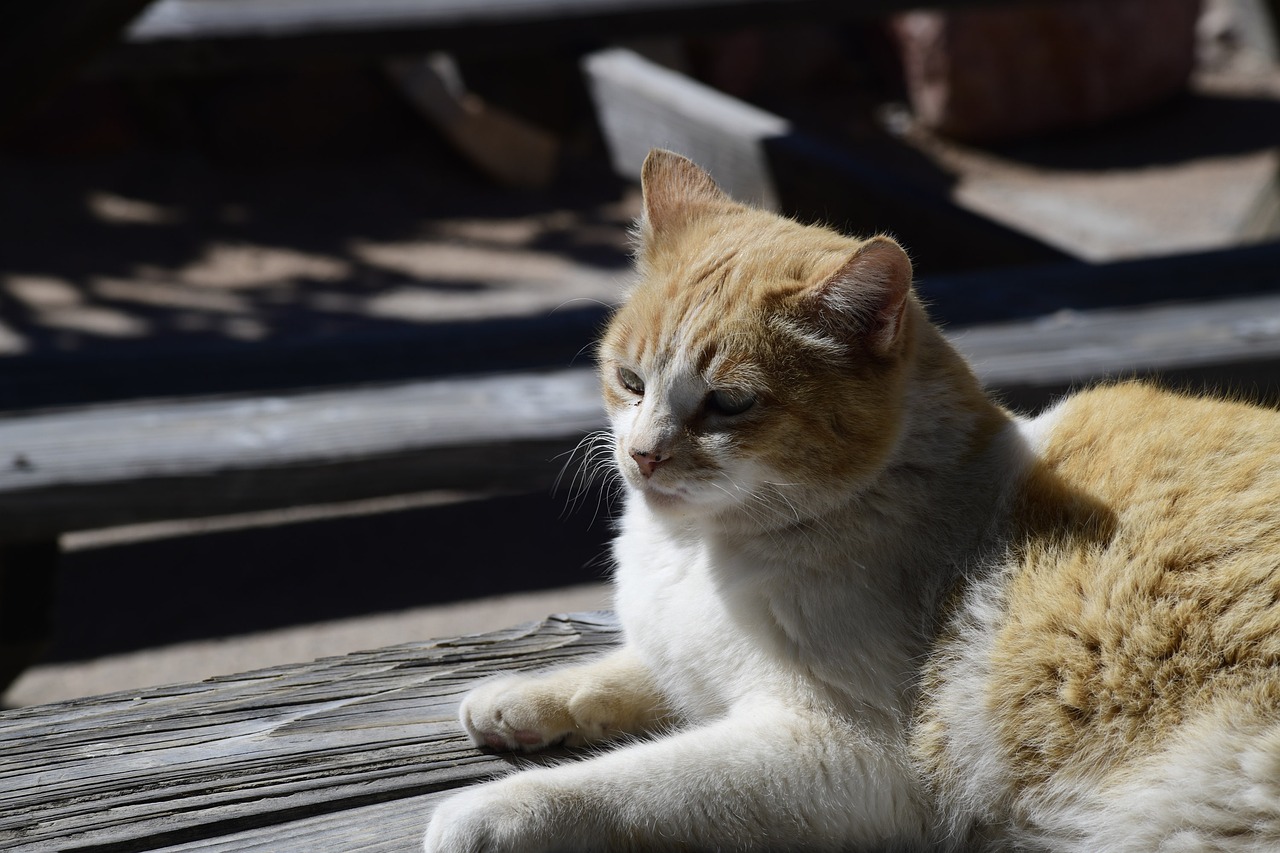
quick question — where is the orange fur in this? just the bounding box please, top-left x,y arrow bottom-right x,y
995,385 -> 1280,787
427,150 -> 1280,853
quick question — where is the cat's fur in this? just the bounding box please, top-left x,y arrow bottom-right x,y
423,150 -> 1280,852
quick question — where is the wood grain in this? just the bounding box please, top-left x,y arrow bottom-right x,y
954,291 -> 1280,396
0,612 -> 621,852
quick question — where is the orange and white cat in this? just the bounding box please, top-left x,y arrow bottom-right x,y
424,150 -> 1280,852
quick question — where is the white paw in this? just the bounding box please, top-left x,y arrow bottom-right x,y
423,778 -> 557,853
460,674 -> 587,753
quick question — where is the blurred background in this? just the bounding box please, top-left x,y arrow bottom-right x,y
0,0 -> 1277,707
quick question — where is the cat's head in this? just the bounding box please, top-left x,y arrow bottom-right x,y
598,150 -> 920,526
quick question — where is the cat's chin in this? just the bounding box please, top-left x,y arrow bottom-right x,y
633,481 -> 738,521
635,483 -> 691,511
627,478 -> 709,516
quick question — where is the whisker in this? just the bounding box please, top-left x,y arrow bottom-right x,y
555,430 -> 621,522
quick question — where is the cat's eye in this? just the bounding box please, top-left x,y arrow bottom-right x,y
618,367 -> 645,396
706,389 -> 756,417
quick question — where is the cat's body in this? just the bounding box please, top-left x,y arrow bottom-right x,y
424,151 -> 1280,852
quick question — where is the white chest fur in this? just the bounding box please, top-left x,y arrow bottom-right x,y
610,495 -> 924,728
610,499 -> 795,721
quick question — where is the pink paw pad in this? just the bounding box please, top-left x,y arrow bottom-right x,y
514,730 -> 544,746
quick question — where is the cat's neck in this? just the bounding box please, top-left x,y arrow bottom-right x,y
699,318 -> 1022,714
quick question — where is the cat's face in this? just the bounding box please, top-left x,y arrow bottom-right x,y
598,151 -> 918,525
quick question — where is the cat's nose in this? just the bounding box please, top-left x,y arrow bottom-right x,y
629,449 -> 670,478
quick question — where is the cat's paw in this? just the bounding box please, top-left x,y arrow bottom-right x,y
423,778 -> 557,853
460,673 -> 621,752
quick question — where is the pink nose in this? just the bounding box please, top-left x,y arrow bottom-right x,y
629,449 -> 670,477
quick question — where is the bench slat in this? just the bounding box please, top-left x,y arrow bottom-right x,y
1,281 -> 1278,539
124,0 -> 1023,42
96,0 -> 1036,72
0,370 -> 604,539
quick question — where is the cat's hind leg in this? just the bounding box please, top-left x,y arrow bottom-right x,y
1018,707 -> 1280,853
460,646 -> 670,752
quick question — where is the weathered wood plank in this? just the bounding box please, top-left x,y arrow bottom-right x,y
583,47 -> 1071,273
96,0 -> 1032,71
953,291 -> 1280,410
0,370 -> 604,539
0,613 -> 620,853
125,0 -> 1027,41
155,790 -> 455,852
584,47 -> 788,210
957,293 -> 1280,387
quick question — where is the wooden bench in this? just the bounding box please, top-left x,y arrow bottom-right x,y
0,611 -> 618,852
4,242 -> 1280,693
0,368 -> 606,693
3,0 -> 1277,700
3,247 -> 1279,839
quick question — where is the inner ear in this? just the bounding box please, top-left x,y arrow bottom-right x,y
809,237 -> 913,355
640,149 -> 732,237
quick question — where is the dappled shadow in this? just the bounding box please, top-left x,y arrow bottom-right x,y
0,70 -> 634,411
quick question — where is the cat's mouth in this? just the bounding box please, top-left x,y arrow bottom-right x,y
631,474 -> 693,508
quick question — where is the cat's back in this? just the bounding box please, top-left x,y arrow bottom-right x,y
1032,382 -> 1279,526
944,383 -> 1280,842
919,385 -> 1280,845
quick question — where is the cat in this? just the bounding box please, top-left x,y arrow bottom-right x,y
423,149 -> 1280,852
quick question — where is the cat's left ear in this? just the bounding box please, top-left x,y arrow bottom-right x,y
810,236 -> 913,356
640,149 -> 732,237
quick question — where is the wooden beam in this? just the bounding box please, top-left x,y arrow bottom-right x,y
953,291 -> 1280,412
0,370 -> 605,540
94,0 -> 1034,72
583,47 -> 1072,274
585,47 -> 788,210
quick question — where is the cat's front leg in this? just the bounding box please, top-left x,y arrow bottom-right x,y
461,646 -> 669,752
425,703 -> 930,853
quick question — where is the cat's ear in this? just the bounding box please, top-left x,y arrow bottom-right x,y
640,149 -> 732,236
809,236 -> 913,356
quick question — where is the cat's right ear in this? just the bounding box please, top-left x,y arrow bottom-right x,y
809,237 -> 914,357
640,149 -> 731,237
